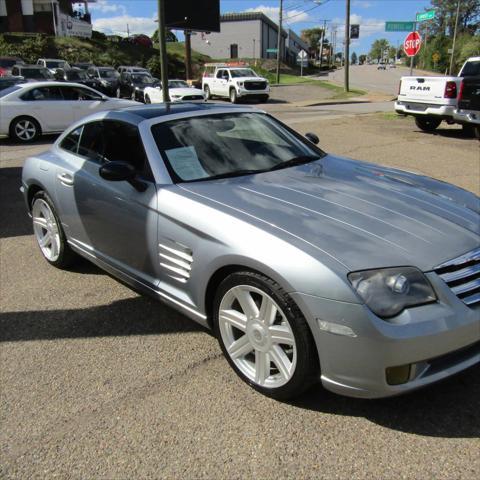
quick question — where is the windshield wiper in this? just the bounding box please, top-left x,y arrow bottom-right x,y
201,169 -> 263,181
266,155 -> 320,172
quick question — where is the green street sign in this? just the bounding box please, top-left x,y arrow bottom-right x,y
416,10 -> 435,22
266,48 -> 278,53
385,21 -> 415,32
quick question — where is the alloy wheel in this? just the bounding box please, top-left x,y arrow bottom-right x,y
14,120 -> 36,141
218,285 -> 297,388
32,199 -> 61,262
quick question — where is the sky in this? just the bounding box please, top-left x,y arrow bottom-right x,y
85,0 -> 434,55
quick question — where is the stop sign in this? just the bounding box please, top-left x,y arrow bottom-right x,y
404,31 -> 422,57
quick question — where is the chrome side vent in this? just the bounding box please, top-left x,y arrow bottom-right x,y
158,241 -> 193,283
434,247 -> 480,307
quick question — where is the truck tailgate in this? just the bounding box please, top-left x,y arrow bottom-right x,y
398,76 -> 459,106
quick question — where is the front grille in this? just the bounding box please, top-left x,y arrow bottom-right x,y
244,81 -> 267,91
434,247 -> 480,307
182,95 -> 204,101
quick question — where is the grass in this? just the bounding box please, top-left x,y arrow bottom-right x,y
381,112 -> 408,120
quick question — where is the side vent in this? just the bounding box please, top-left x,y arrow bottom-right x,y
158,241 -> 193,283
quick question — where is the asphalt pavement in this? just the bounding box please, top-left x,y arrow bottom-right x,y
1,110 -> 479,479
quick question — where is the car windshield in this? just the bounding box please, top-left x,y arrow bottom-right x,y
151,112 -> 324,182
0,59 -> 19,68
0,85 -> 22,97
46,60 -> 67,68
66,70 -> 88,80
461,60 -> 480,77
169,80 -> 189,88
132,74 -> 154,84
99,69 -> 118,79
229,69 -> 257,78
21,68 -> 53,79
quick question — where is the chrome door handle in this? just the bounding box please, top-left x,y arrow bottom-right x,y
57,172 -> 74,186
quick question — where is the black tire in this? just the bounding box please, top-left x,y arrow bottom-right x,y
213,271 -> 319,400
31,191 -> 77,269
475,126 -> 480,140
9,116 -> 41,143
462,124 -> 475,137
414,116 -> 442,132
230,88 -> 238,104
144,94 -> 151,104
204,85 -> 211,100
259,95 -> 269,103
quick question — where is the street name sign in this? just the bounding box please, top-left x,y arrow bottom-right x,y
416,10 -> 435,22
266,48 -> 278,53
404,31 -> 422,57
385,21 -> 414,32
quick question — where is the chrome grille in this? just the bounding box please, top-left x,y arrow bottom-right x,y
434,247 -> 480,307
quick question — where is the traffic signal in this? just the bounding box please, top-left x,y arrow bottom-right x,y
350,24 -> 360,39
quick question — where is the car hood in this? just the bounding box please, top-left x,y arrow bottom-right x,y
170,87 -> 204,96
107,98 -> 139,106
179,155 -> 480,272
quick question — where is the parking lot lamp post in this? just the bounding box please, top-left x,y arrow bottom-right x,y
157,0 -> 170,102
276,0 -> 283,84
449,0 -> 460,75
344,0 -> 350,92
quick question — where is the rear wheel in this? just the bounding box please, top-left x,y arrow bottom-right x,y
230,88 -> 238,104
10,117 -> 40,143
213,271 -> 319,400
415,116 -> 442,132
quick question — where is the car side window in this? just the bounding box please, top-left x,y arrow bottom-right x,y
78,121 -> 107,162
60,86 -> 102,101
59,126 -> 83,154
102,121 -> 153,180
21,86 -> 62,101
216,69 -> 224,79
223,71 -> 230,80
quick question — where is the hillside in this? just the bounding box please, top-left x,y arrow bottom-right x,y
0,33 -> 211,79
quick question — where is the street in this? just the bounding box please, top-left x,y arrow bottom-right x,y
1,106 -> 479,479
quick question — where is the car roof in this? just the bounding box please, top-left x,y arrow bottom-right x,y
17,64 -> 47,69
39,58 -> 66,61
97,66 -> 116,70
11,81 -> 99,89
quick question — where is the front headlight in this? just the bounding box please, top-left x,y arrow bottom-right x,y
237,81 -> 244,87
348,267 -> 436,318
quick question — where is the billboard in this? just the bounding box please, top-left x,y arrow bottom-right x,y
165,0 -> 220,33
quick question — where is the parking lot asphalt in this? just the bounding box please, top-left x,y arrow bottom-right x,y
1,110 -> 479,479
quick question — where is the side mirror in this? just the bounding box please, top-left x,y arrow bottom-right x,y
305,132 -> 319,145
99,161 -> 135,182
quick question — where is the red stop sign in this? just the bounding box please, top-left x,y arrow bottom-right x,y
404,31 -> 422,57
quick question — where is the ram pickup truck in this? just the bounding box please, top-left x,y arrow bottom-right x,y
202,63 -> 270,103
454,76 -> 480,138
395,56 -> 480,131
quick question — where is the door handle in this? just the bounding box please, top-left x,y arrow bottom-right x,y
57,172 -> 74,186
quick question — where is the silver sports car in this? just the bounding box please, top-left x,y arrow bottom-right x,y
21,103 -> 480,400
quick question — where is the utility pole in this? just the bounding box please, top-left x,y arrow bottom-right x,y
319,20 -> 326,71
449,0 -> 461,75
185,30 -> 192,80
344,0 -> 350,92
276,0 -> 283,84
157,0 -> 170,102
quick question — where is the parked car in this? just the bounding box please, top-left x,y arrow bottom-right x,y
21,103 -> 480,400
395,56 -> 480,132
54,67 -> 103,90
37,58 -> 71,74
87,66 -> 120,95
0,81 -> 138,142
117,71 -> 158,102
453,76 -> 480,138
144,79 -> 205,103
71,62 -> 95,71
117,65 -> 151,76
377,63 -> 386,70
0,76 -> 25,91
11,64 -> 54,81
202,63 -> 269,103
0,56 -> 25,76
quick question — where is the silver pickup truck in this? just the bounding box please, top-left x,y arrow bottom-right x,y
395,57 -> 480,132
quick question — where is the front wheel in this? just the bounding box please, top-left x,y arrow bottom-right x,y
213,271 -> 319,400
10,117 -> 40,143
230,88 -> 238,104
31,191 -> 77,268
415,116 -> 442,132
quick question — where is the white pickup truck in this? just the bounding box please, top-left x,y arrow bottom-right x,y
395,56 -> 480,131
202,63 -> 270,103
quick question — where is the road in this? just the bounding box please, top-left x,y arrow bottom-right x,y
1,110 -> 479,479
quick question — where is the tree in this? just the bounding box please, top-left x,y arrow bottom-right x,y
301,28 -> 324,50
358,54 -> 367,65
426,0 -> 480,37
388,46 -> 396,60
151,29 -> 178,43
369,39 -> 390,62
351,52 -> 357,64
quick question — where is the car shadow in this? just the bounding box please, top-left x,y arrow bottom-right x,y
0,134 -> 59,146
0,296 -> 206,343
416,127 -> 478,140
289,364 -> 480,438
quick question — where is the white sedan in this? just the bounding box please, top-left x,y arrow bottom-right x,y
143,79 -> 205,104
0,81 -> 138,142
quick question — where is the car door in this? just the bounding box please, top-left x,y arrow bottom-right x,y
58,85 -> 106,121
214,69 -> 228,96
20,85 -> 74,131
120,72 -> 130,96
56,120 -> 159,284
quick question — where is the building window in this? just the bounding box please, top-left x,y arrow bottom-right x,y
230,44 -> 238,59
34,3 -> 53,12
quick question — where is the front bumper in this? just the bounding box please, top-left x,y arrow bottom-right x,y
291,273 -> 480,398
453,109 -> 480,126
395,101 -> 455,119
237,87 -> 269,98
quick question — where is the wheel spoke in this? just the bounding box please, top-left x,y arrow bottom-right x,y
50,233 -> 59,258
270,345 -> 292,380
255,351 -> 270,385
258,295 -> 277,325
269,324 -> 295,345
38,232 -> 52,248
234,289 -> 259,319
228,334 -> 254,360
219,309 -> 247,332
33,217 -> 48,229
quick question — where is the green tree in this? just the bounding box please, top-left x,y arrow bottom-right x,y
358,54 -> 367,64
351,51 -> 357,64
301,27 -> 325,50
425,0 -> 480,37
369,38 -> 390,62
151,29 -> 178,43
